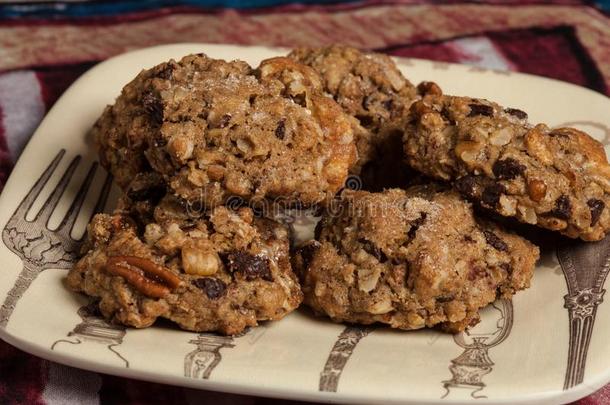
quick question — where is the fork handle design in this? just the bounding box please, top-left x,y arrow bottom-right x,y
0,262 -> 40,328
319,326 -> 372,392
563,289 -> 605,389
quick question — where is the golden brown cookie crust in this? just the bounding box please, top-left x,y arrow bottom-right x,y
94,53 -> 356,210
67,196 -> 302,335
293,187 -> 539,332
403,95 -> 610,241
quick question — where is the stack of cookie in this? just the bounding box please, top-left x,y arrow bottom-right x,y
67,45 -> 610,336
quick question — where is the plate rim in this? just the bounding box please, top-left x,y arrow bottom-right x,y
0,42 -> 609,405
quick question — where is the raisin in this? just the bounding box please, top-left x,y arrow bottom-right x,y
219,114 -> 231,128
407,212 -> 427,239
551,195 -> 572,220
587,199 -> 605,226
127,184 -> 166,203
383,99 -> 394,111
358,239 -> 387,262
505,108 -> 528,120
362,95 -> 374,110
492,158 -> 526,180
223,251 -> 272,281
142,91 -> 163,126
455,176 -> 479,198
193,278 -> 227,300
275,119 -> 286,140
468,103 -> 494,117
437,295 -> 455,303
440,107 -> 456,125
468,266 -> 487,281
156,64 -> 174,80
483,230 -> 509,252
356,115 -> 374,127
294,242 -> 320,270
481,183 -> 506,207
499,263 -> 512,273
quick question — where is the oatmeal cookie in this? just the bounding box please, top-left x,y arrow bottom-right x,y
289,45 -> 420,185
292,187 -> 539,332
67,195 -> 302,335
94,53 -> 356,209
403,95 -> 610,241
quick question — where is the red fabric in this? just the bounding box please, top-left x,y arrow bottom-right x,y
0,341 -> 47,405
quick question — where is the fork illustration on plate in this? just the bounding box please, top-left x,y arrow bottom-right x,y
441,299 -> 513,399
557,236 -> 610,390
0,149 -> 111,328
319,326 -> 373,392
51,301 -> 129,368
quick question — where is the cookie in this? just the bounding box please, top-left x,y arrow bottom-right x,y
403,95 -> 610,241
67,195 -> 302,335
94,53 -> 356,210
292,187 -> 539,332
289,45 -> 420,187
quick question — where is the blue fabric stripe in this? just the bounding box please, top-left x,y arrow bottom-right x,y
0,0 -> 355,19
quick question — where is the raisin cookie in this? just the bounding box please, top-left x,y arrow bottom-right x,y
292,187 -> 539,332
289,45 -> 419,187
67,195 -> 302,335
403,95 -> 610,241
94,53 -> 356,209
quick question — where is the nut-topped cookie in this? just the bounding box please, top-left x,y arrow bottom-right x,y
403,95 -> 610,241
289,45 -> 419,186
292,187 -> 539,332
94,53 -> 356,210
67,195 -> 302,335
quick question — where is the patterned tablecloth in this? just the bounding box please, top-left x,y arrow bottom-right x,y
1,1 -> 610,404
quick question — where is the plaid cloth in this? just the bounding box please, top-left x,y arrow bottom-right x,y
1,1 -> 610,403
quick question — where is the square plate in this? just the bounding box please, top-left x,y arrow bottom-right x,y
1,43 -> 610,405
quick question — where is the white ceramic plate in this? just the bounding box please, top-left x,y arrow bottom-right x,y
1,43 -> 610,405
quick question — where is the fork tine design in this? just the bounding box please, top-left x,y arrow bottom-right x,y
34,155 -> 81,225
11,150 -> 66,221
1,149 -> 110,329
57,162 -> 98,238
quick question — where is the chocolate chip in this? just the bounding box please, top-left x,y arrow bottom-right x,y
481,183 -> 506,207
463,235 -> 475,243
275,119 -> 286,140
492,158 -> 526,180
142,91 -> 163,126
223,251 -> 272,281
505,108 -> 528,120
193,278 -> 227,300
219,114 -> 231,128
358,239 -> 387,262
468,103 -> 494,117
588,199 -> 605,226
551,195 -> 572,220
437,295 -> 455,303
127,184 -> 166,203
483,230 -> 509,252
407,212 -> 427,239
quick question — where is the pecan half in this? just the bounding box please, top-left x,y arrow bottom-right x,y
105,256 -> 183,298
